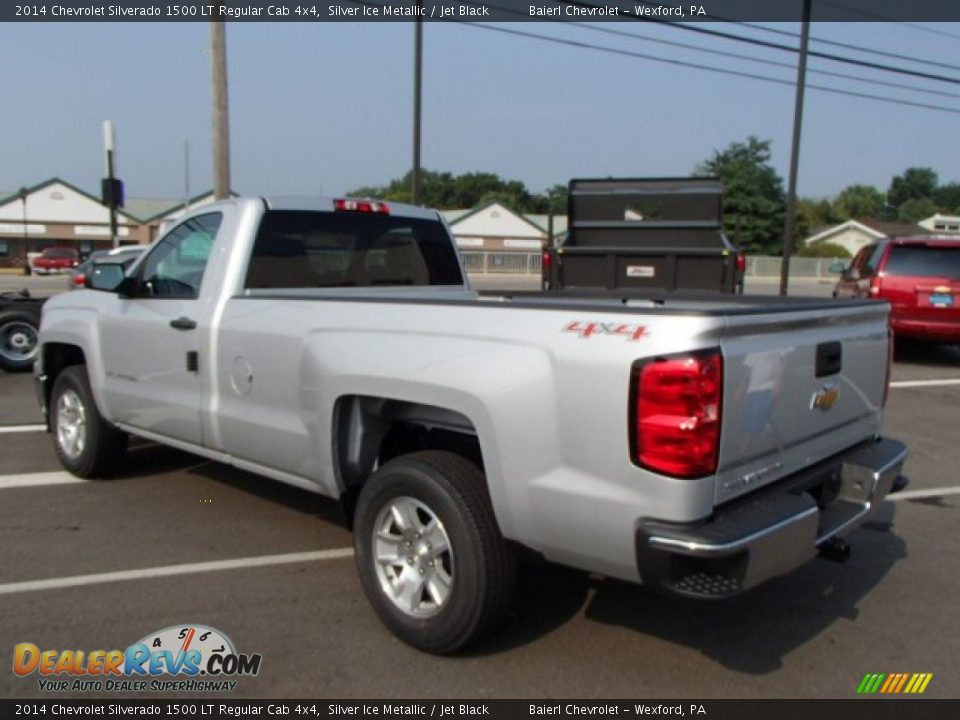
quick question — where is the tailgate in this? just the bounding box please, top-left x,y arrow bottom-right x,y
714,302 -> 890,505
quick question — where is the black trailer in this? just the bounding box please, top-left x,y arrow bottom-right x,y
543,177 -> 745,293
0,290 -> 45,371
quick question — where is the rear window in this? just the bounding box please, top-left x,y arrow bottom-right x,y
43,248 -> 76,258
245,211 -> 463,289
883,245 -> 960,279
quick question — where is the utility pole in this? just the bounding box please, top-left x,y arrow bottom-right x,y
779,0 -> 812,296
184,140 -> 191,212
102,121 -> 120,249
18,187 -> 29,274
412,18 -> 423,205
211,20 -> 231,200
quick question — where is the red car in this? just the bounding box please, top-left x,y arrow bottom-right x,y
834,236 -> 960,344
33,247 -> 79,274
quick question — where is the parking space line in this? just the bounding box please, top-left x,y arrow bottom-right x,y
0,471 -> 86,489
0,424 -> 46,434
0,548 -> 355,596
890,379 -> 960,388
888,486 -> 960,502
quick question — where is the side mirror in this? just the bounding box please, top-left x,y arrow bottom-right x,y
86,263 -> 128,292
828,261 -> 847,275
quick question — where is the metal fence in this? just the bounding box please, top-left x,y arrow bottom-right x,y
461,251 -> 541,275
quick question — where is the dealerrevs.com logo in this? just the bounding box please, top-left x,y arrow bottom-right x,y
13,624 -> 262,693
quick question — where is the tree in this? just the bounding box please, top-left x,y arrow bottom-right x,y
696,137 -> 786,254
897,197 -> 939,223
349,170 -> 563,214
887,167 -> 938,209
933,182 -> 960,214
833,184 -> 885,219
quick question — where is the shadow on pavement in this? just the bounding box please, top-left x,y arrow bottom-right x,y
464,504 -> 905,669
580,503 -> 905,674
894,339 -> 960,367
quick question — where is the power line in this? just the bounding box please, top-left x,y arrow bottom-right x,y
558,0 -> 960,86
816,0 -> 960,40
570,21 -> 960,100
460,22 -> 960,116
733,21 -> 960,72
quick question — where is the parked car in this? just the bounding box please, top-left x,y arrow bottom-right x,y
67,246 -> 145,290
833,236 -> 960,346
33,247 -> 79,275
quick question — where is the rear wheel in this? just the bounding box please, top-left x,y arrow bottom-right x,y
50,365 -> 126,478
0,312 -> 39,371
353,450 -> 517,654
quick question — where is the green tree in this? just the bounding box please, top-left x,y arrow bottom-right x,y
933,182 -> 960,214
833,184 -> 885,219
349,170 -> 562,213
887,167 -> 938,209
897,197 -> 939,223
696,136 -> 786,254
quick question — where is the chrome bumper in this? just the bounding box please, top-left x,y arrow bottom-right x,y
636,438 -> 908,599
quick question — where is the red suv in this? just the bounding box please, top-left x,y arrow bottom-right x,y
833,236 -> 960,344
33,247 -> 79,274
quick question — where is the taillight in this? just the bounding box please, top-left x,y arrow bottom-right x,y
334,198 -> 389,214
735,253 -> 746,274
542,251 -> 553,272
73,274 -> 86,286
869,275 -> 881,297
631,348 -> 723,478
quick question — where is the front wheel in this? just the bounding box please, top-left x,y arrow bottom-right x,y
0,312 -> 39,371
353,451 -> 517,654
50,365 -> 126,478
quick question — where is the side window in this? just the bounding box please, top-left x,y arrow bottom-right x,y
139,213 -> 222,298
863,243 -> 886,276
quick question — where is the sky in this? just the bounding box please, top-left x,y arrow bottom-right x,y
1,17 -> 959,206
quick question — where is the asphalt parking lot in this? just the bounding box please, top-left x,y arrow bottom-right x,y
1,327 -> 958,700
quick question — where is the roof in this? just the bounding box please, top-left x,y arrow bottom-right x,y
858,219 -> 928,237
0,177 -> 140,224
124,197 -> 184,222
440,209 -> 471,224
805,218 -> 927,246
525,214 -> 568,237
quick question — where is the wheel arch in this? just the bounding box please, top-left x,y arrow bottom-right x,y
333,395 -> 487,527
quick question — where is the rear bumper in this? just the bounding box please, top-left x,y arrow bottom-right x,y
891,317 -> 960,341
636,437 -> 908,599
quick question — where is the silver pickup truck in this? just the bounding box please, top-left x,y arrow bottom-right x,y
35,197 -> 908,653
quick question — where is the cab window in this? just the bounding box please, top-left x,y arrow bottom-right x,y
139,213 -> 222,298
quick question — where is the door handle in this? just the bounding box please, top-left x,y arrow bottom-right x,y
169,317 -> 197,331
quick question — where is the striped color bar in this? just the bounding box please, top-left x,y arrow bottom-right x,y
858,673 -> 933,694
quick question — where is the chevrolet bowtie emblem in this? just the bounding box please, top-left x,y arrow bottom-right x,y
811,385 -> 840,411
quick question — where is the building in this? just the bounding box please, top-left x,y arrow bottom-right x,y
0,179 -> 146,269
803,218 -> 928,256
443,201 -> 567,276
0,178 -> 221,270
1,179 -> 556,276
918,213 -> 960,233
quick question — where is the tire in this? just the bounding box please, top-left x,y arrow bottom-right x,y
353,450 -> 517,654
0,312 -> 40,372
50,365 -> 126,478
